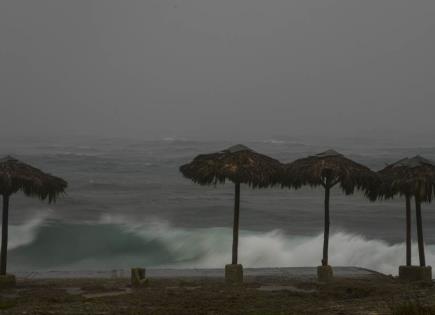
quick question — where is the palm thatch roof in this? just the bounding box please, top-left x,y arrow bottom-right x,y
0,156 -> 67,202
377,155 -> 435,202
179,145 -> 284,188
282,150 -> 379,196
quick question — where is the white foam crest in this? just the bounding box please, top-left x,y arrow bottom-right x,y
9,210 -> 53,249
161,137 -> 188,142
262,139 -> 286,144
98,214 -> 170,231
53,151 -> 100,157
95,215 -> 435,275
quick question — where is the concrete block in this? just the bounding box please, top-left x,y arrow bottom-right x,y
131,268 -> 148,287
225,264 -> 243,284
399,266 -> 432,282
317,265 -> 333,282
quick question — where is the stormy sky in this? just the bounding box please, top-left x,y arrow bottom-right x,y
1,0 -> 434,141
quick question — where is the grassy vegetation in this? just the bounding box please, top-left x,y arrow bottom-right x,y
0,298 -> 16,310
389,298 -> 435,315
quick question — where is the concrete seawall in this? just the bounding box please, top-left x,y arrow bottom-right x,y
15,266 -> 387,280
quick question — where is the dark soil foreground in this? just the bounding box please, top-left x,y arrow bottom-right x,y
0,276 -> 434,315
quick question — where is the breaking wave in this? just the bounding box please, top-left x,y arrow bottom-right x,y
7,214 -> 435,276
9,210 -> 53,250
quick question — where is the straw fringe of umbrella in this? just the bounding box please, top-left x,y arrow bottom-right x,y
283,150 -> 379,198
180,145 -> 283,189
378,156 -> 435,202
0,156 -> 67,203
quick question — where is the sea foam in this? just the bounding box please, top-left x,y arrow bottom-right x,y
7,213 -> 435,276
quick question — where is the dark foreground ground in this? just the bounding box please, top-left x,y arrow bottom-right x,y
1,268 -> 435,315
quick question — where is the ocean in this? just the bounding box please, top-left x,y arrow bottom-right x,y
1,136 -> 435,276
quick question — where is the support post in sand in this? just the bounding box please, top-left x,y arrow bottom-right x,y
180,145 -> 283,285
283,150 -> 379,282
377,156 -> 435,282
131,268 -> 148,287
398,194 -> 432,282
225,183 -> 244,284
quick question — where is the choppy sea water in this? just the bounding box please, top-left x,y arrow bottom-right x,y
1,136 -> 435,276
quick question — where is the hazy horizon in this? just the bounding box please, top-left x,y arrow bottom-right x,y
1,0 -> 435,142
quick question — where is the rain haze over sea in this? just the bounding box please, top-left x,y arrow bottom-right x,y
1,1 -> 435,277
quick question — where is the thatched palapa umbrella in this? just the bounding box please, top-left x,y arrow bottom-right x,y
377,156 -> 435,275
180,145 -> 283,282
282,150 -> 378,279
0,156 -> 67,278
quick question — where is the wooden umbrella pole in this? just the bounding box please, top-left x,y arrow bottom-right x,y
0,194 -> 10,275
415,196 -> 426,267
322,184 -> 331,266
405,195 -> 412,266
232,183 -> 241,265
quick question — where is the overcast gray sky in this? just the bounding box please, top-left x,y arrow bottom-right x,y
1,0 -> 434,141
